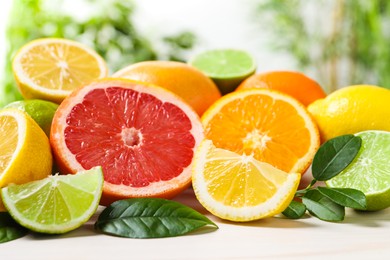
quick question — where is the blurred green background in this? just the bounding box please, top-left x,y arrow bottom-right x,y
1,0 -> 196,107
1,0 -> 390,107
255,0 -> 390,93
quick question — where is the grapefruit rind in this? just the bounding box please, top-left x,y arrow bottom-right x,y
50,78 -> 204,203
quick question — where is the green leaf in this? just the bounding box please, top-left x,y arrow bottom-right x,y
312,135 -> 362,181
317,186 -> 367,210
0,212 -> 28,243
282,200 -> 306,219
302,189 -> 345,222
95,198 -> 218,238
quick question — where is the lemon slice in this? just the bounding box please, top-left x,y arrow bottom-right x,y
192,140 -> 300,222
1,167 -> 104,234
0,109 -> 52,211
12,38 -> 108,103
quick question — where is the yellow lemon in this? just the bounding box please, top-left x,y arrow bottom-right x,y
0,109 -> 52,211
308,85 -> 390,142
192,140 -> 300,222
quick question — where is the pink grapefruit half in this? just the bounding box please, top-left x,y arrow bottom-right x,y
50,78 -> 204,205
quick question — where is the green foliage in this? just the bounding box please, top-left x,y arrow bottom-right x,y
95,198 -> 218,238
282,135 -> 366,222
163,31 -> 197,61
312,135 -> 361,181
254,0 -> 390,92
1,0 -> 197,107
0,212 -> 28,244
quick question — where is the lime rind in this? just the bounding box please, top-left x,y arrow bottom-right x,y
189,49 -> 257,94
326,130 -> 390,210
1,167 -> 104,233
4,100 -> 59,136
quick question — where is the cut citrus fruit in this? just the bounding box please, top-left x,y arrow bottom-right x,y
326,130 -> 390,211
0,109 -> 52,211
112,60 -> 221,116
308,85 -> 390,142
236,71 -> 326,106
189,49 -> 256,94
201,89 -> 320,174
1,167 -> 103,234
50,78 -> 204,205
12,38 -> 108,103
4,99 -> 58,136
192,140 -> 300,221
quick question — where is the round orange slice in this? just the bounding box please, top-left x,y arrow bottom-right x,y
201,89 -> 320,174
50,78 -> 204,205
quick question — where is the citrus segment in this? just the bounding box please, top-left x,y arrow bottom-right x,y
189,49 -> 257,94
112,61 -> 221,115
0,109 -> 52,211
50,78 -> 204,205
13,38 -> 108,103
192,140 -> 300,221
1,167 -> 103,233
201,89 -> 320,174
326,130 -> 390,211
308,85 -> 390,142
236,71 -> 326,106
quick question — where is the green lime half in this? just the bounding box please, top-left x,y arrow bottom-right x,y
189,49 -> 256,94
326,130 -> 390,211
1,167 -> 103,234
4,99 -> 58,136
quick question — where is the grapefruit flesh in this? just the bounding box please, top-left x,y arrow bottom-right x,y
50,78 -> 204,205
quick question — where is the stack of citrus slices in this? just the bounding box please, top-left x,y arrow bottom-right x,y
192,88 -> 320,221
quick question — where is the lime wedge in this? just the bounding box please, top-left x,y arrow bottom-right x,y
4,99 -> 58,136
189,49 -> 256,94
1,167 -> 103,234
326,130 -> 390,211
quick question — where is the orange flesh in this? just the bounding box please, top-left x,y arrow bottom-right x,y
203,94 -> 312,173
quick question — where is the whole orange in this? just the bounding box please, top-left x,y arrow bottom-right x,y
113,61 -> 221,115
236,71 -> 326,106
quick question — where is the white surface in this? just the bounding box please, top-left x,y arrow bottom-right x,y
1,185 -> 390,260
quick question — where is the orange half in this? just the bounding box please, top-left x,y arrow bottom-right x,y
201,89 -> 320,174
